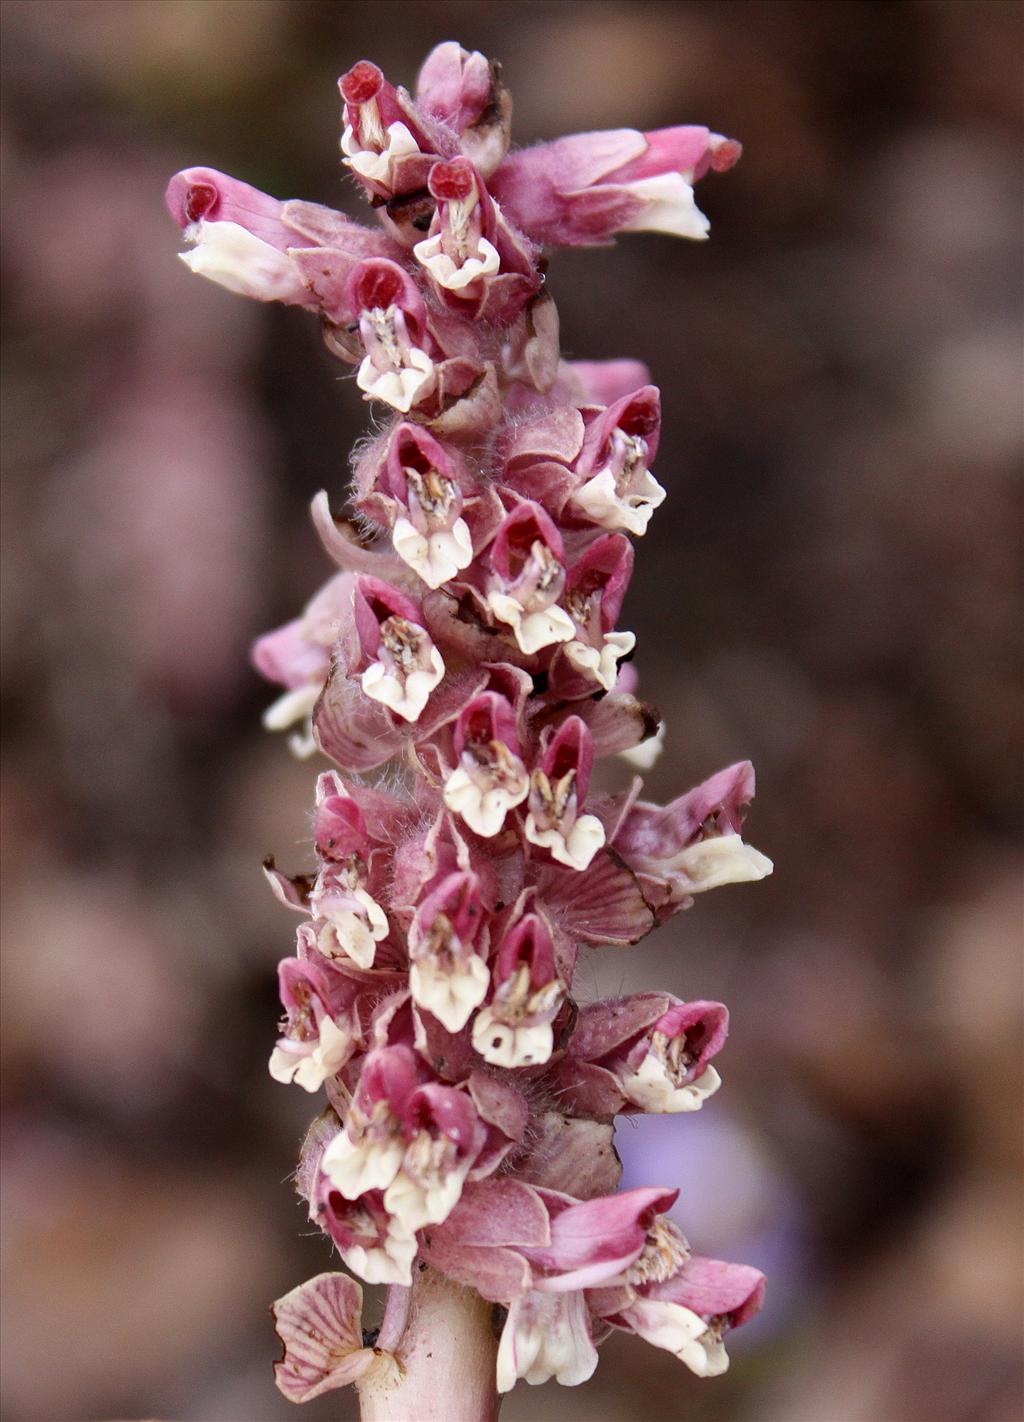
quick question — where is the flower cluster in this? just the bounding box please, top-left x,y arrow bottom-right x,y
167,41 -> 768,1405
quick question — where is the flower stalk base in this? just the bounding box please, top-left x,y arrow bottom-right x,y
358,1269 -> 501,1422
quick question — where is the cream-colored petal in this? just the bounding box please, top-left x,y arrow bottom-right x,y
413,233 -> 501,293
321,1131 -> 405,1200
410,953 -> 490,1033
619,1061 -> 722,1113
180,220 -> 307,301
487,593 -> 575,654
392,516 -> 474,588
618,172 -> 710,240
472,1009 -> 554,1069
525,812 -> 606,871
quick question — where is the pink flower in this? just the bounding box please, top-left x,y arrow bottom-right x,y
349,258 -> 440,412
268,956 -> 363,1092
415,42 -> 512,178
552,993 -> 729,1114
489,126 -> 741,247
413,158 -> 540,322
408,871 -> 490,1032
592,1252 -> 766,1377
339,59 -> 440,201
569,385 -> 665,534
321,1044 -> 486,1234
555,534 -> 636,693
484,501 -> 575,654
442,691 -> 530,838
354,422 -> 481,588
165,165 -> 396,308
251,572 -> 355,754
471,909 -> 566,1068
615,761 -> 773,919
351,575 -> 444,721
165,165 -> 315,304
315,1181 -> 419,1285
420,1176 -> 678,1299
524,717 -> 605,870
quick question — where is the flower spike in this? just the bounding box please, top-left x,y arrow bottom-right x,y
169,37 -> 766,1413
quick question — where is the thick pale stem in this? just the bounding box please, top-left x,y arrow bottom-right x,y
357,1267 -> 501,1422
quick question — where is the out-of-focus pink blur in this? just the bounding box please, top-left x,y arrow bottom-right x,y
2,3 -> 1021,1420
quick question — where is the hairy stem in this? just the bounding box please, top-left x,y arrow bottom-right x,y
357,1267 -> 501,1422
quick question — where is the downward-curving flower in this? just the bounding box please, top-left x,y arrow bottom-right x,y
472,909 -> 566,1068
552,992 -> 728,1115
524,716 -> 606,870
350,259 -> 439,413
489,124 -> 741,246
352,575 -> 444,721
169,37 -> 769,1415
615,760 -> 774,919
442,691 -> 530,837
569,386 -> 665,535
484,501 -> 575,654
408,870 -> 490,1032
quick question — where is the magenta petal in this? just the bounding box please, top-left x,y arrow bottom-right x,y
489,130 -> 649,246
653,1000 -> 730,1075
354,576 -> 426,654
272,1272 -> 373,1402
494,911 -> 558,992
646,1254 -> 767,1328
578,385 -> 662,474
566,533 -> 634,631
453,690 -> 523,761
416,42 -> 494,136
507,129 -> 646,191
165,165 -> 292,247
488,500 -> 565,579
540,716 -> 595,802
568,360 -> 652,405
349,257 -> 427,338
405,1080 -> 483,1157
527,1185 -> 678,1290
618,761 -> 756,860
355,1043 -> 421,1116
314,794 -> 367,861
278,956 -> 333,1014
606,126 -> 712,185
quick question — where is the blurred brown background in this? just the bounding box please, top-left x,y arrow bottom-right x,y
2,2 -> 1021,1419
